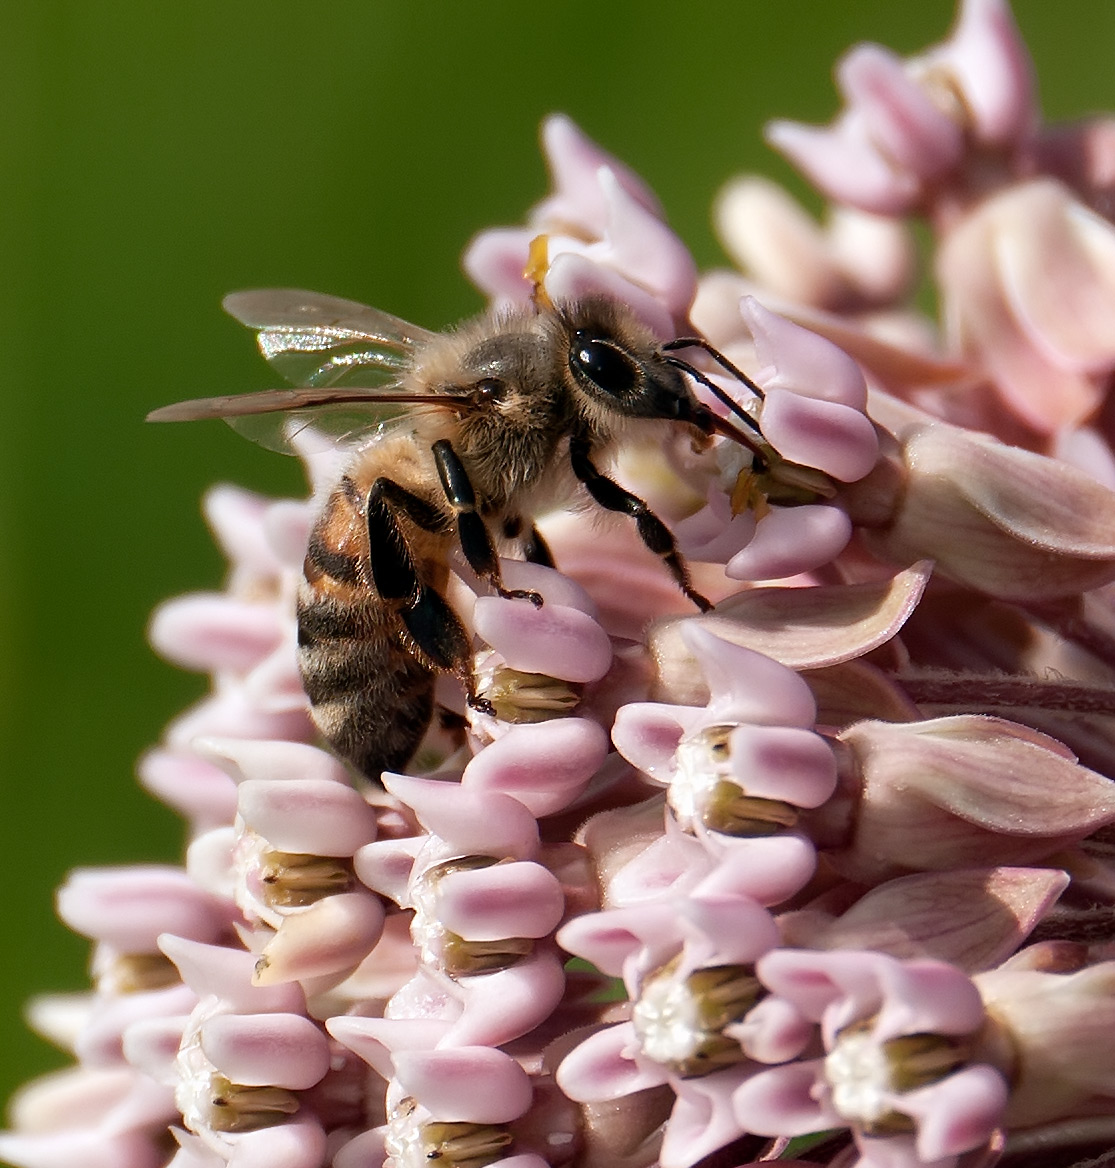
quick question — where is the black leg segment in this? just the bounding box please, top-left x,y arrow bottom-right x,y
364,475 -> 477,687
569,435 -> 711,611
432,439 -> 543,607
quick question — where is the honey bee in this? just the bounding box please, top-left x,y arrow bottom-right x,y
150,289 -> 758,781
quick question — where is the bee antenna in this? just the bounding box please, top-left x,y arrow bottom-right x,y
662,337 -> 766,399
663,355 -> 763,439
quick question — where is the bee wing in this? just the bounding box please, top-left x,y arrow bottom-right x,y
147,385 -> 468,455
223,288 -> 438,389
148,290 -> 456,455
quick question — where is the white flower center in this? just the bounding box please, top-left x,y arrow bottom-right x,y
824,1028 -> 895,1127
632,969 -> 704,1065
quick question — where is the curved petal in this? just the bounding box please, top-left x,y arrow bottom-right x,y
557,1024 -> 669,1103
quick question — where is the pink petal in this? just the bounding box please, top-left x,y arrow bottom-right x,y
694,835 -> 818,908
558,901 -> 677,978
534,113 -> 664,232
440,950 -> 566,1047
203,485 -> 284,578
136,750 -> 238,831
435,861 -> 564,940
543,252 -> 676,339
0,1129 -> 167,1168
741,297 -> 868,408
759,389 -> 879,481
870,959 -> 985,1041
610,702 -> 703,781
903,1064 -> 1008,1160
730,1061 -> 832,1137
596,167 -> 697,316
148,595 -> 282,673
237,778 -> 377,856
838,44 -> 963,179
199,1013 -> 330,1090
765,116 -> 921,217
253,891 -> 385,985
724,725 -> 837,807
158,937 -> 306,1014
682,624 -> 817,728
473,595 -> 612,683
462,718 -> 609,818
57,867 -> 232,951
725,504 -> 853,581
325,1016 -> 451,1080
658,1073 -> 750,1168
937,0 -> 1035,147
556,1023 -> 668,1103
727,993 -> 814,1064
77,984 -> 197,1066
196,738 -> 351,788
220,1117 -> 327,1168
379,777 -> 540,858
461,227 -> 534,302
391,1048 -> 533,1123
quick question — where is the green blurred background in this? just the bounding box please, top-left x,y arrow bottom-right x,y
2,0 -> 1113,1114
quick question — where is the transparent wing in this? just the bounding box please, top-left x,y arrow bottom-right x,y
148,290 -> 455,455
223,288 -> 438,388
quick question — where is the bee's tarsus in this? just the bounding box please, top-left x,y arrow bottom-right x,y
500,588 -> 544,608
467,694 -> 497,717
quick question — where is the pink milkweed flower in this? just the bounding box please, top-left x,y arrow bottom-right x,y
612,623 -> 835,908
714,176 -> 917,314
326,1020 -> 547,1168
672,299 -> 878,582
463,114 -> 697,335
157,937 -> 333,1168
556,893 -> 782,1168
184,738 -> 386,989
765,0 -> 1035,218
934,176 -> 1115,436
734,949 -> 1011,1168
355,776 -> 568,1048
0,1065 -> 178,1168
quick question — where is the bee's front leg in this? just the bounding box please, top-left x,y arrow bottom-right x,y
431,439 -> 544,607
569,434 -> 712,612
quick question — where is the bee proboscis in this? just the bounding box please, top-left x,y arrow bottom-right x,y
150,289 -> 759,781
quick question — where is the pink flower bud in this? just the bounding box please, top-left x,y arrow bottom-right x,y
836,715 -> 1115,881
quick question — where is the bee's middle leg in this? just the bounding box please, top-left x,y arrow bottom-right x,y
431,439 -> 543,607
366,477 -> 494,715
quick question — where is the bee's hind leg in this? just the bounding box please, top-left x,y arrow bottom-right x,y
431,438 -> 544,607
365,477 -> 494,717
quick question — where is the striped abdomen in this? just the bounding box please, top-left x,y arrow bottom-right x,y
297,440 -> 453,781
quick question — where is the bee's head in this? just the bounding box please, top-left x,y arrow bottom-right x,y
557,298 -> 708,433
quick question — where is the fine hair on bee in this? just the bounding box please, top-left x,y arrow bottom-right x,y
149,289 -> 763,782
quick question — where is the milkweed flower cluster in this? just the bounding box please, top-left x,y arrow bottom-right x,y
12,4 -> 1115,1168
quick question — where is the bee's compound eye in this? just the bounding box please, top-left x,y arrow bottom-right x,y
570,332 -> 639,396
474,377 -> 504,402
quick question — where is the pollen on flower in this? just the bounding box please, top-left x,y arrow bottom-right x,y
824,1022 -> 970,1136
632,956 -> 762,1078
